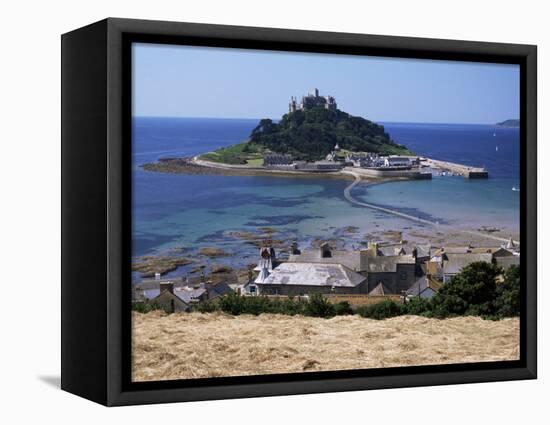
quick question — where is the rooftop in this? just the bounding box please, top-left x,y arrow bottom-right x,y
257,262 -> 366,288
366,255 -> 416,273
443,253 -> 493,275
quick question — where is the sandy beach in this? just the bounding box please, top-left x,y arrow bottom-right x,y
132,311 -> 520,382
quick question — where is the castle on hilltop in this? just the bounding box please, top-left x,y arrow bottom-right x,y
289,88 -> 337,113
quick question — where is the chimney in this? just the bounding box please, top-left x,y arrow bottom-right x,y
159,281 -> 174,295
367,242 -> 379,257
320,242 -> 332,258
359,249 -> 370,271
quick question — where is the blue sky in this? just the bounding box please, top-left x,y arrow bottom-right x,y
132,43 -> 519,124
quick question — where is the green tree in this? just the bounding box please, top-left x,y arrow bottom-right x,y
430,261 -> 502,317
249,107 -> 412,161
304,293 -> 336,318
494,265 -> 520,317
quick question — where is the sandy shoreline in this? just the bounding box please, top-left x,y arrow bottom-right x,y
132,312 -> 520,382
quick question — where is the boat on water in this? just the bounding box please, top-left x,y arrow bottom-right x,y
512,187 -> 519,192
496,145 -> 499,152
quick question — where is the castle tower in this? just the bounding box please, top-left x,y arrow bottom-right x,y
289,96 -> 298,113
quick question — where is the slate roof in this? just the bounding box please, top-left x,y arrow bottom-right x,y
288,250 -> 361,271
206,282 -> 234,300
258,262 -> 366,288
289,249 -> 418,274
366,255 -> 415,273
368,282 -> 393,296
433,246 -> 471,256
406,276 -> 442,296
173,287 -> 207,303
443,253 -> 493,275
150,290 -> 190,309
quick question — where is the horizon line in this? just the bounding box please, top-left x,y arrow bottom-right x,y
132,115 -> 519,126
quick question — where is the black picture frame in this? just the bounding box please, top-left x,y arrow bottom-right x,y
61,17 -> 537,406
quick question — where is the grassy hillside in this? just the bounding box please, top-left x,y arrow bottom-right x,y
132,312 -> 519,381
199,141 -> 267,165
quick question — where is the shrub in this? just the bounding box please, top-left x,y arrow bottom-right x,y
494,265 -> 520,317
402,297 -> 431,316
193,300 -> 217,313
356,300 -> 402,320
333,301 -> 354,316
277,297 -> 307,316
304,293 -> 336,318
217,293 -> 272,315
131,301 -> 171,314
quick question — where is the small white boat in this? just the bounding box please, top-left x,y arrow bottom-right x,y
493,132 -> 497,137
512,187 -> 519,192
495,145 -> 499,151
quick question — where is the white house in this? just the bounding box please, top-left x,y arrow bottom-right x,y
384,156 -> 411,167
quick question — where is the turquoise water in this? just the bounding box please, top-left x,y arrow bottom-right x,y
132,117 -> 520,279
356,176 -> 519,230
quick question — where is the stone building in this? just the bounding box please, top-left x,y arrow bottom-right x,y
254,262 -> 368,296
263,153 -> 293,166
289,88 -> 337,113
253,241 -> 418,296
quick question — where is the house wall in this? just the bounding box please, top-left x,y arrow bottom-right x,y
366,263 -> 416,294
257,281 -> 368,297
152,291 -> 189,312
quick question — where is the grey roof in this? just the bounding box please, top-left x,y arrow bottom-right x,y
379,244 -> 431,258
439,246 -> 472,254
207,282 -> 234,299
289,248 -> 418,273
378,245 -> 398,256
173,287 -> 207,303
415,245 -> 431,258
406,276 -> 442,296
288,250 -> 361,271
443,253 -> 493,275
366,255 -> 415,273
491,247 -> 515,257
369,282 -> 393,296
151,290 -> 190,307
258,262 -> 366,288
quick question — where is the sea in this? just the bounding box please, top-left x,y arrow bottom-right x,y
132,117 -> 520,281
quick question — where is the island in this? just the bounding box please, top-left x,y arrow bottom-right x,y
142,89 -> 487,180
496,119 -> 520,127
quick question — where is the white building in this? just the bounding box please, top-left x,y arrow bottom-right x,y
383,156 -> 411,167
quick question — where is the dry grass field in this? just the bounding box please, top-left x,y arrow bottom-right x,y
132,311 -> 519,382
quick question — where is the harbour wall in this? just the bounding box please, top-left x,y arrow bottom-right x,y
425,158 -> 488,178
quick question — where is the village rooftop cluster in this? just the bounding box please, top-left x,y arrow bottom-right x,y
134,237 -> 520,312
